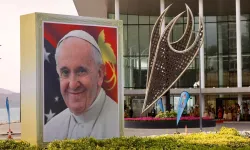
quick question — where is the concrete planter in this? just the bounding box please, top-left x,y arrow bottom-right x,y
125,119 -> 216,128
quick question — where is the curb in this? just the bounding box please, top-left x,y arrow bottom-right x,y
0,133 -> 21,136
222,121 -> 250,124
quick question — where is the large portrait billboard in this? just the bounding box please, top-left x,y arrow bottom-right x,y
20,13 -> 123,145
43,22 -> 120,142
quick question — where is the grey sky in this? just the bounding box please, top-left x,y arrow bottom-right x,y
0,0 -> 78,93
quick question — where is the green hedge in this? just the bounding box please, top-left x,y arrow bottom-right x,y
155,110 -> 177,118
0,140 -> 37,150
0,127 -> 249,150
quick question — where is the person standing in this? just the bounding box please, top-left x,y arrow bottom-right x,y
236,104 -> 241,122
243,103 -> 249,121
218,106 -> 223,120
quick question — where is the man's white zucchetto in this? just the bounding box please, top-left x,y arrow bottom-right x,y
57,30 -> 101,53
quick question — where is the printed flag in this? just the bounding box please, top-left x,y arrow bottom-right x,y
6,97 -> 11,125
156,98 -> 164,113
176,91 -> 190,126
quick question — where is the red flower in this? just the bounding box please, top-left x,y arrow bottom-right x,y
124,117 -> 212,121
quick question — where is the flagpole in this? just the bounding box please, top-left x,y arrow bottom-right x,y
6,97 -> 13,139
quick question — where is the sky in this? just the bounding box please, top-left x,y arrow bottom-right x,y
0,0 -> 78,93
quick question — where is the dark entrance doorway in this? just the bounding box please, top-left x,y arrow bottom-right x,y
216,97 -> 250,120
216,97 -> 238,119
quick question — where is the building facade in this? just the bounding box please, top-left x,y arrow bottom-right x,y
73,0 -> 250,118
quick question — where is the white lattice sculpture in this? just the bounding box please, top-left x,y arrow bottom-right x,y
142,4 -> 205,114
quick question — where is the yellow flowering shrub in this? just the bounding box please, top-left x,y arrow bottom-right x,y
0,127 -> 249,150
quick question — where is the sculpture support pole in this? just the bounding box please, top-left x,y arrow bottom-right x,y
199,0 -> 204,132
160,0 -> 165,34
115,0 -> 119,20
199,51 -> 203,131
236,0 -> 242,113
218,25 -> 224,97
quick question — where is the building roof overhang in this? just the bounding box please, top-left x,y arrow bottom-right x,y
107,0 -> 250,16
124,87 -> 250,96
74,0 -> 250,17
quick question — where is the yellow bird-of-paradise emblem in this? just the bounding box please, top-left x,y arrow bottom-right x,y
98,30 -> 117,91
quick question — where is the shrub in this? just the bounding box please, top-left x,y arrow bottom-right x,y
219,126 -> 240,136
47,129 -> 250,150
0,140 -> 37,150
155,110 -> 177,118
124,116 -> 212,121
0,127 -> 249,150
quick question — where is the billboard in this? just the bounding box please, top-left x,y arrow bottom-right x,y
20,13 -> 124,145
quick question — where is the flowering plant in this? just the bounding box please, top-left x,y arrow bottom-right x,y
124,116 -> 212,121
155,110 -> 177,118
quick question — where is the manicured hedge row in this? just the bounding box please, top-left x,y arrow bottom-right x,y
0,140 -> 36,150
0,127 -> 249,150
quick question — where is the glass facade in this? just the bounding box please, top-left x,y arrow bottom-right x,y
106,0 -> 250,120
108,14 -> 250,89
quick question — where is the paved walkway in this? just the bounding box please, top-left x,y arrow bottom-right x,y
0,122 -> 250,140
0,123 -> 20,135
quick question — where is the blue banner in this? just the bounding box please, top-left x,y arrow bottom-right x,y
6,97 -> 11,125
176,91 -> 190,126
156,98 -> 164,113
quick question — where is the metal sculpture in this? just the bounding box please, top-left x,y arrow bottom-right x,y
142,4 -> 204,114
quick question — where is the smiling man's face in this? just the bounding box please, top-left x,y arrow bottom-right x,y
56,37 -> 104,115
